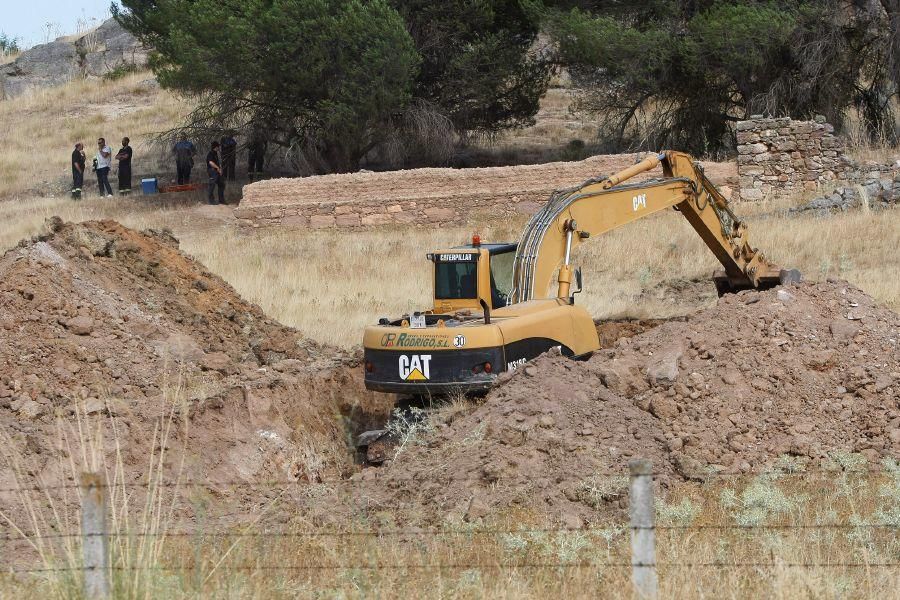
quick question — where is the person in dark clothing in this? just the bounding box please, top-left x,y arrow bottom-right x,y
247,134 -> 266,181
173,137 -> 196,185
206,141 -> 225,205
115,137 -> 133,195
96,137 -> 113,197
71,142 -> 85,200
221,133 -> 237,181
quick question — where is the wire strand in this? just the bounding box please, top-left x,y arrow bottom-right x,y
0,466 -> 893,495
8,562 -> 900,574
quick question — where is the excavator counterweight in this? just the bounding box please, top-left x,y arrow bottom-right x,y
362,151 -> 799,395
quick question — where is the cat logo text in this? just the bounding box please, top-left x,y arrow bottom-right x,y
399,355 -> 432,381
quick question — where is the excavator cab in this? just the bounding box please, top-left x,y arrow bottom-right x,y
429,238 -> 516,314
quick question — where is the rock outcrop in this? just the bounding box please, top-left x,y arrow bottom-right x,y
0,19 -> 148,99
790,171 -> 900,215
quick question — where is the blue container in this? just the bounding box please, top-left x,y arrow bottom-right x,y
141,177 -> 158,195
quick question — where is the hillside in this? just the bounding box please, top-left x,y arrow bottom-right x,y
0,18 -> 147,99
0,71 -> 186,199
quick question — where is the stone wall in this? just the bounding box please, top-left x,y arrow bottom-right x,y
736,115 -> 851,200
235,155 -> 736,229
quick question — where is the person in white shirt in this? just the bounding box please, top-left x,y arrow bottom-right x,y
95,137 -> 113,197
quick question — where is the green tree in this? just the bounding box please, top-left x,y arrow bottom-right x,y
116,0 -> 555,172
548,0 -> 898,155
115,0 -> 420,173
391,0 -> 552,136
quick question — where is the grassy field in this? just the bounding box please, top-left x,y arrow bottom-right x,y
0,76 -> 899,598
1,192 -> 897,348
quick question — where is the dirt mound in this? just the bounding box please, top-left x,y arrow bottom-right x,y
361,282 -> 899,525
595,318 -> 677,348
0,219 -> 375,516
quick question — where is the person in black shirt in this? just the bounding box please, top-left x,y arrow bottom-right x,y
71,142 -> 86,200
206,141 -> 225,205
115,137 -> 133,195
221,133 -> 237,181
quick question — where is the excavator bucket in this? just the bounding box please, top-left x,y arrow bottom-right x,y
713,268 -> 803,296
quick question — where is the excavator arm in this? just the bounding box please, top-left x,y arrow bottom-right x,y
511,151 -> 798,303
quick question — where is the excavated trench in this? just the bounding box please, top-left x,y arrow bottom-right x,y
3,219 -> 898,532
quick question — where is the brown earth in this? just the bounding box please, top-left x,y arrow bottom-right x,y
595,318 -> 677,349
2,218 -> 899,536
0,219 -> 381,530
352,282 -> 900,527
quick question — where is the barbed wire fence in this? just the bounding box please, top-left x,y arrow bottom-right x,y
1,459 -> 898,599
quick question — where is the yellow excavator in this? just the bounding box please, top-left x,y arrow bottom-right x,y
362,151 -> 800,395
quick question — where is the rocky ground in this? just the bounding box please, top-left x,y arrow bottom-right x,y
790,171 -> 900,215
352,281 -> 899,526
0,19 -> 147,99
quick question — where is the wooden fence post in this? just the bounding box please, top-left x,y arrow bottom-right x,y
81,472 -> 110,600
629,459 -> 658,599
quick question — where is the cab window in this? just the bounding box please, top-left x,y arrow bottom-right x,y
489,250 -> 514,308
435,261 -> 477,299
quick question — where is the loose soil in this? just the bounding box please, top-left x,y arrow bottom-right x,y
0,219 -> 381,530
595,318 -> 677,349
354,282 -> 899,527
2,218 -> 899,535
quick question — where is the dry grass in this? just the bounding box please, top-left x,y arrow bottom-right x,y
0,70 -> 189,199
1,193 -> 898,348
479,87 -> 601,164
3,445 -> 900,598
0,381 -> 186,599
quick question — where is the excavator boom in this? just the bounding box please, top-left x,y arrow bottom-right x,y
511,151 -> 796,303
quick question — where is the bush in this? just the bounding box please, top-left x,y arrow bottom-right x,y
102,63 -> 141,81
547,0 -> 899,154
0,33 -> 19,56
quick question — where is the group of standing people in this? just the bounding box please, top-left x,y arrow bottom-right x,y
170,136 -> 238,205
69,132 -> 267,203
71,137 -> 132,199
172,133 -> 266,205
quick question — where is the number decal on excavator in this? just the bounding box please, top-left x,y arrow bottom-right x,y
399,355 -> 431,381
507,358 -> 527,371
632,194 -> 647,211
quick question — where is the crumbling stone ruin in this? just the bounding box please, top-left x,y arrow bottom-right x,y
736,115 -> 898,206
234,156 -> 736,230
736,116 -> 849,200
